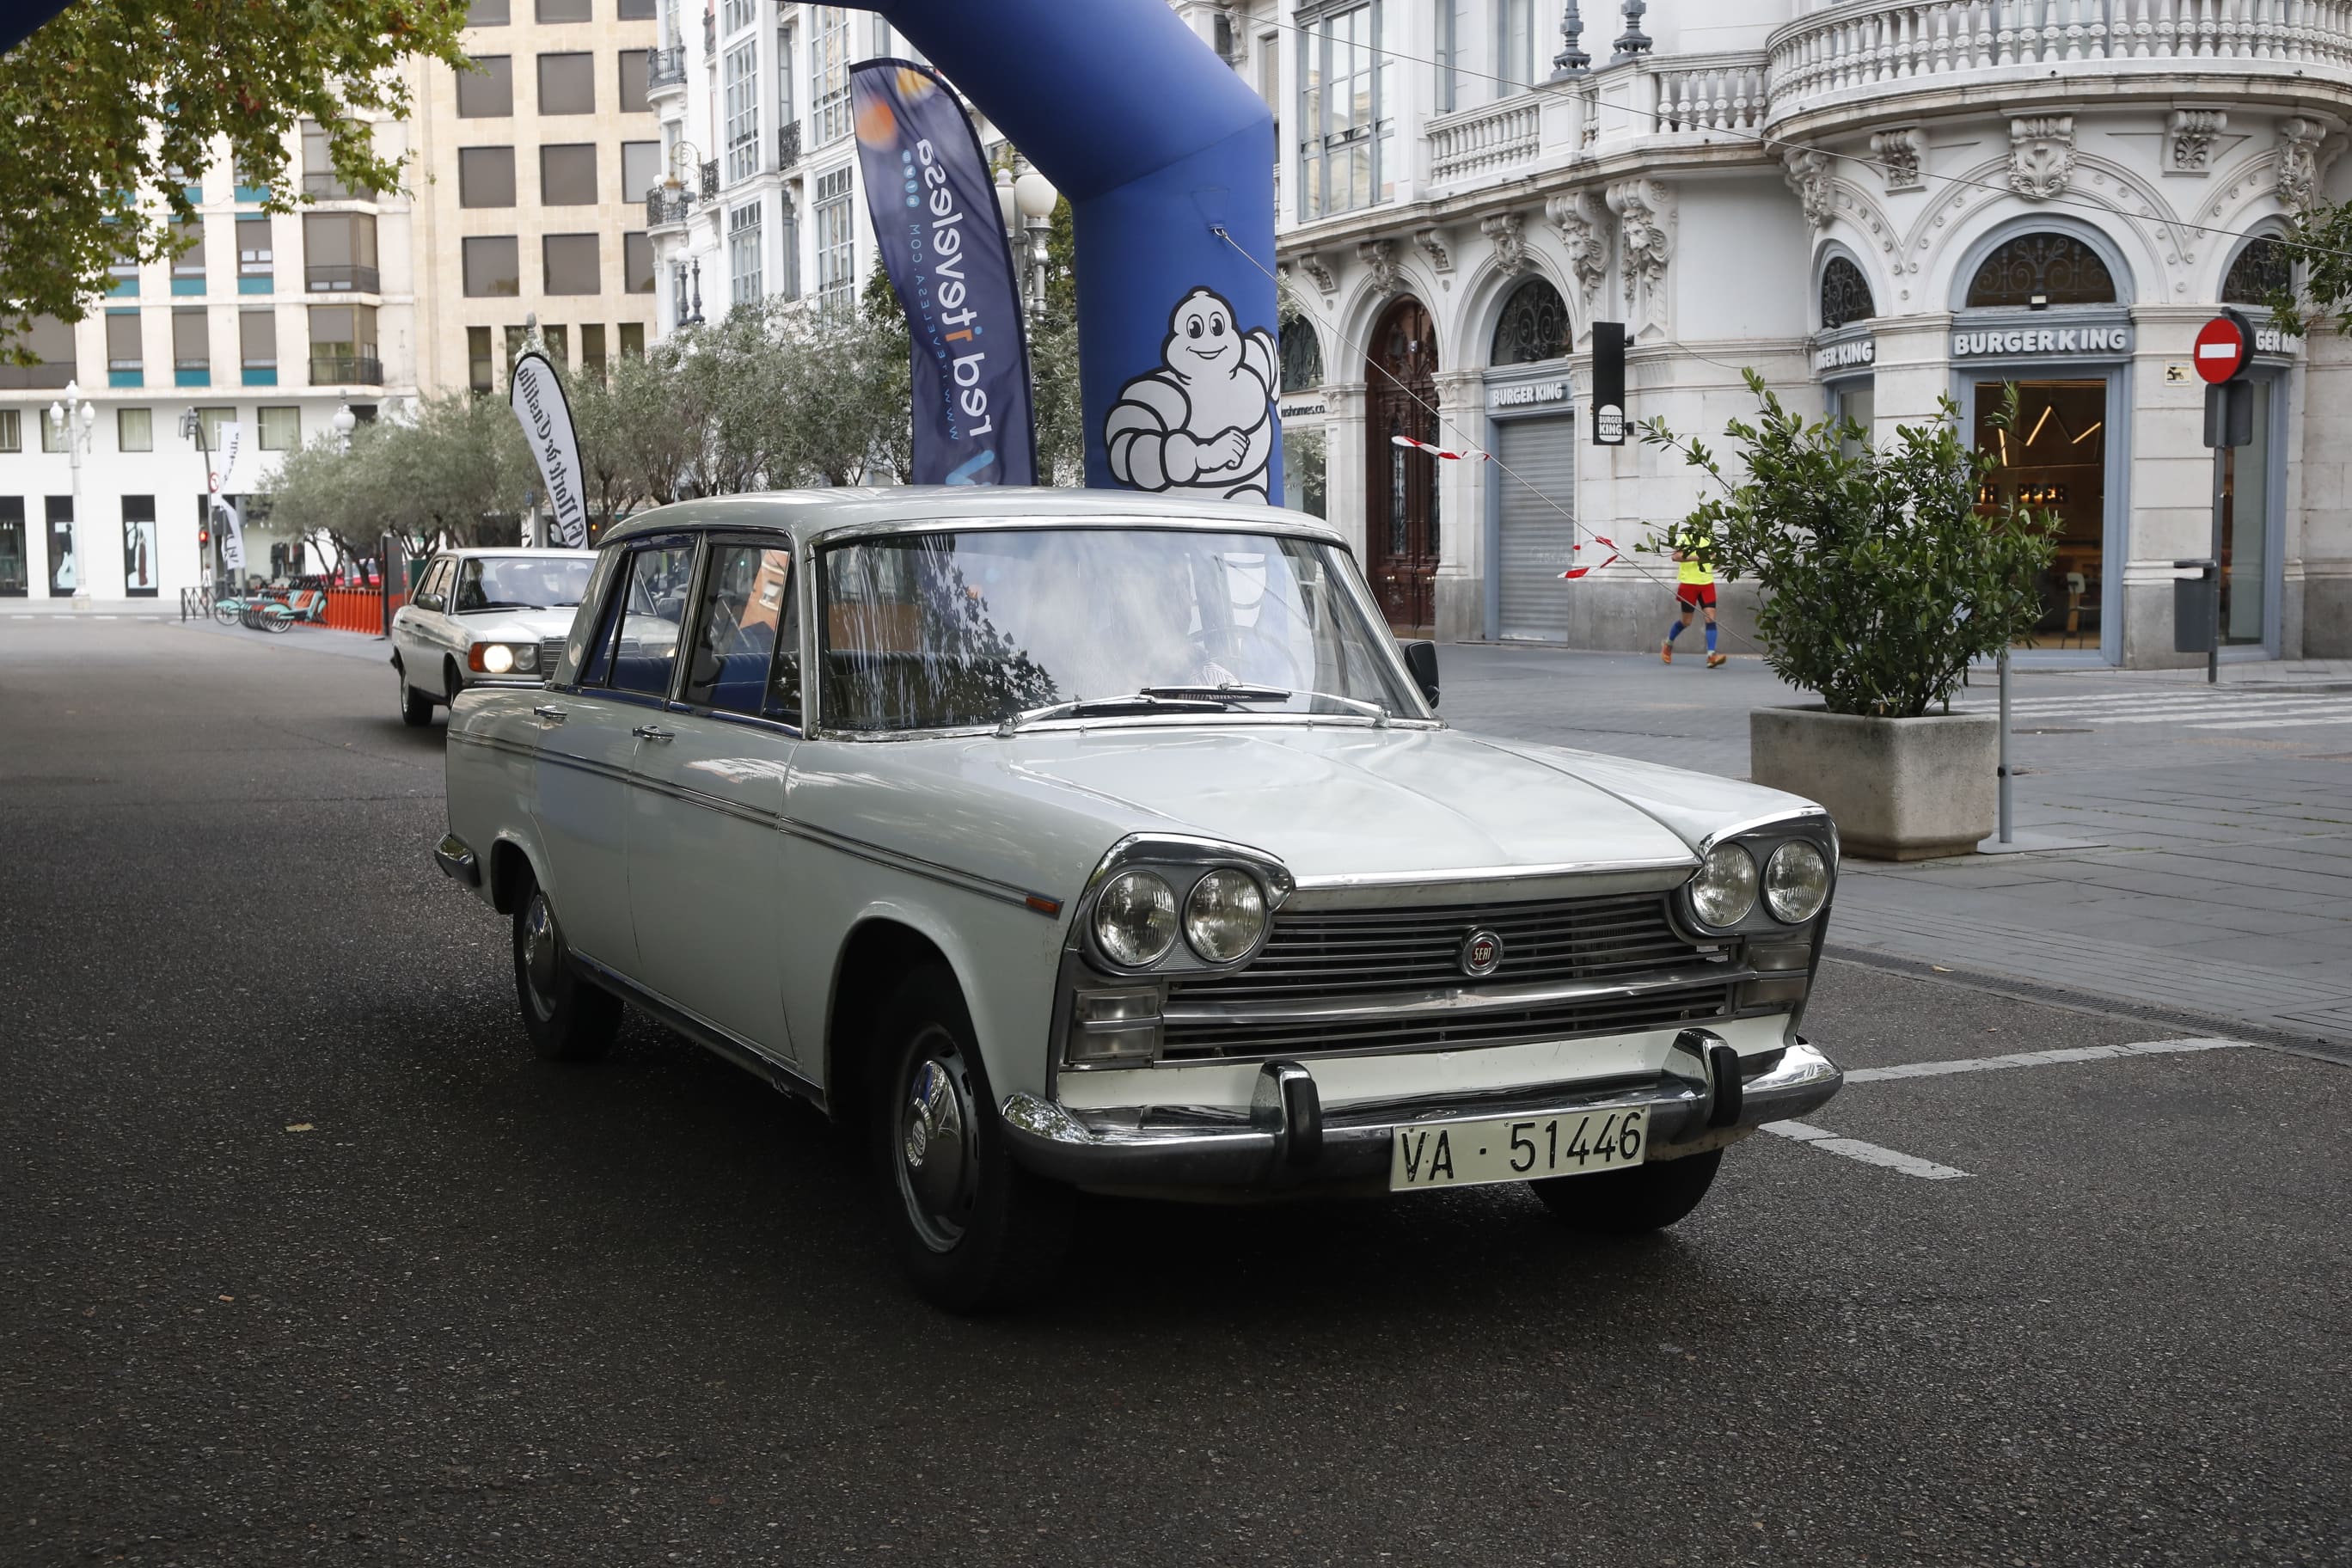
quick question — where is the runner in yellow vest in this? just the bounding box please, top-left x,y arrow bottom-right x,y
1661,522 -> 1727,667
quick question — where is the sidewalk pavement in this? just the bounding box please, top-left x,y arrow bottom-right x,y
5,598 -> 185,616
1440,643 -> 2352,1054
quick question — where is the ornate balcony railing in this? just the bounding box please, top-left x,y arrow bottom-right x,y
1646,53 -> 1768,137
1428,94 -> 1543,185
646,45 -> 687,91
777,119 -> 802,172
646,187 -> 694,227
1767,0 -> 2352,121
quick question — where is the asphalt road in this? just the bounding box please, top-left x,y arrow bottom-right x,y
3,619 -> 2347,1565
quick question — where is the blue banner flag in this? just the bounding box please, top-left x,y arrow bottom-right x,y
851,58 -> 1036,487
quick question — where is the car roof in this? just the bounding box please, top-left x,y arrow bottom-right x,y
596,487 -> 1348,552
437,548 -> 594,560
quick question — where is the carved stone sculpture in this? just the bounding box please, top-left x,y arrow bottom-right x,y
2008,114 -> 2075,201
1870,127 -> 1924,193
1543,189 -> 1610,315
1480,211 -> 1530,276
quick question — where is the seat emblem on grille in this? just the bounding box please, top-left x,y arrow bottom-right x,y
1460,928 -> 1504,978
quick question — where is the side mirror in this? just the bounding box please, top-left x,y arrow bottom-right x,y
1400,639 -> 1439,708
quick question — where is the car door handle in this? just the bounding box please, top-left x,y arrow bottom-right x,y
534,706 -> 567,724
632,724 -> 674,742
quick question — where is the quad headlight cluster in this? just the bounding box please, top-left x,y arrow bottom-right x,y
1685,830 -> 1835,932
1092,866 -> 1271,969
1066,846 -> 1289,1069
469,641 -> 541,676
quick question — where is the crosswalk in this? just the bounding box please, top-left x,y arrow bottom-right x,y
1957,686 -> 2352,732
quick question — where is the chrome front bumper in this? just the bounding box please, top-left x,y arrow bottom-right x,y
1000,1032 -> 1842,1197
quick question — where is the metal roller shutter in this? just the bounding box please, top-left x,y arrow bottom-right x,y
1495,415 -> 1577,642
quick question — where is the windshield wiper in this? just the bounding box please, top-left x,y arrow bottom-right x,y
1136,684 -> 1389,724
458,599 -> 549,612
995,693 -> 1231,737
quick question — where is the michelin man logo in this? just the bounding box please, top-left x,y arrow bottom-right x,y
1105,286 -> 1277,500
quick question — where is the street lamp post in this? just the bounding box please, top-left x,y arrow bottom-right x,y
177,407 -> 213,591
994,156 -> 1059,321
46,380 -> 95,601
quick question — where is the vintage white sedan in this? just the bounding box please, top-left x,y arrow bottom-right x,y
391,548 -> 598,726
433,491 -> 1842,1309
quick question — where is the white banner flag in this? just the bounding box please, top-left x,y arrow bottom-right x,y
508,350 -> 589,548
207,421 -> 245,496
213,496 -> 246,573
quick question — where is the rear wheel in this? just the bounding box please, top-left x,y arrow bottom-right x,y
511,874 -> 621,1063
395,661 -> 432,727
873,966 -> 1072,1312
1529,1148 -> 1723,1236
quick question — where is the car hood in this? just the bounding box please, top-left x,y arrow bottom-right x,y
446,609 -> 582,642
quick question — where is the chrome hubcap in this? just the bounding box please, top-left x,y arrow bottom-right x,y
896,1031 -> 976,1252
523,895 -> 560,1015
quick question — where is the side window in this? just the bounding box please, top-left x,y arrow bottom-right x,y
766,557 -> 802,726
451,559 -> 488,613
559,547 -> 624,684
682,542 -> 793,717
415,557 -> 452,610
609,542 -> 696,697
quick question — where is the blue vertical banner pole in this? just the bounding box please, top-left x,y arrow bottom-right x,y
850,58 -> 1036,487
871,0 -> 1281,501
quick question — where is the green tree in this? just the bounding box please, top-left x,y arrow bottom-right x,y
0,0 -> 470,352
2268,203 -> 2352,336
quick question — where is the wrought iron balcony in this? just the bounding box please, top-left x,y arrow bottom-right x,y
309,354 -> 383,386
646,45 -> 687,92
646,187 -> 694,227
777,119 -> 802,173
699,159 -> 719,199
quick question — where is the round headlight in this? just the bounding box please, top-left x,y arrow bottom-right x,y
481,642 -> 516,674
1093,871 -> 1177,967
513,642 -> 539,671
1689,842 -> 1759,928
1765,840 -> 1831,923
1184,869 -> 1266,963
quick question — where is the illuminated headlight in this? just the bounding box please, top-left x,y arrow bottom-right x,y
1183,869 -> 1266,963
1765,841 -> 1831,923
1689,842 -> 1759,928
480,642 -> 516,674
1093,871 -> 1177,967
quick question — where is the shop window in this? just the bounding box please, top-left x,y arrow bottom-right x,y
2222,236 -> 2290,306
1819,255 -> 1874,330
1975,381 -> 2105,649
118,407 -> 153,451
1490,275 -> 1568,365
538,52 -> 595,115
1966,232 -> 2115,309
47,497 -> 77,595
541,144 -> 597,205
463,235 -> 521,297
460,145 -> 517,207
123,496 -> 159,596
0,496 -> 25,596
458,56 -> 515,119
544,234 -> 601,295
1280,318 -> 1324,392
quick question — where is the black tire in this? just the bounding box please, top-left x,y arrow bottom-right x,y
871,965 -> 1073,1312
444,659 -> 465,704
511,873 -> 621,1063
395,662 -> 433,727
1529,1148 -> 1723,1236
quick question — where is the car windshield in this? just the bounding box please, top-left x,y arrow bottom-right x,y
453,555 -> 595,613
816,527 -> 1420,733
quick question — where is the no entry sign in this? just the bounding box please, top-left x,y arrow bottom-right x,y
2194,309 -> 2252,384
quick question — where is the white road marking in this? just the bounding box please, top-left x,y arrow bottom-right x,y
1761,1121 -> 1970,1179
2191,714 -> 2352,730
1843,1037 -> 2249,1082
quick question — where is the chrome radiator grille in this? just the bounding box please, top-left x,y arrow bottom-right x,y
539,635 -> 567,675
1161,891 -> 1732,1062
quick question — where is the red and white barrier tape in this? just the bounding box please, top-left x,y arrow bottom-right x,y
1559,534 -> 1618,580
1388,435 -> 1489,462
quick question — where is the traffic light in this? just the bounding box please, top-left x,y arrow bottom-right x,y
199,525 -> 211,548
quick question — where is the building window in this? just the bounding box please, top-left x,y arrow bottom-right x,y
42,410 -> 69,451
309,303 -> 380,383
171,218 -> 206,294
303,212 -> 380,292
1498,0 -> 1536,90
542,324 -> 570,367
469,0 -> 509,23
814,163 -> 854,323
1819,255 -> 1875,329
582,322 -> 608,382
1432,5 -> 1457,114
619,48 -> 652,113
1297,3 -> 1396,222
172,306 -> 210,384
541,143 -> 597,205
460,145 -> 518,206
725,40 -> 761,183
775,20 -> 796,129
123,495 -> 159,596
537,52 -> 595,114
109,240 -> 141,297
463,236 -> 521,297
0,409 -> 17,451
504,325 -> 529,385
810,7 -> 852,145
457,56 -> 516,118
721,0 -> 755,34
106,309 -> 143,382
775,192 -> 799,298
196,406 -> 234,450
0,315 -> 75,389
236,216 -> 273,292
544,233 -> 601,295
618,0 -> 653,18
299,120 -> 369,199
256,406 -> 303,450
619,322 -> 645,358
1279,318 -> 1324,392
240,309 -> 278,383
469,326 -> 495,393
622,140 -> 661,201
118,407 -> 153,451
1966,232 -> 2116,309
2223,236 -> 2290,306
536,0 -> 589,21
1490,276 -> 1567,364
623,230 -> 655,293
729,199 -> 763,306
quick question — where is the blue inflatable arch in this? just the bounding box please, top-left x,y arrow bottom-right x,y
870,1 -> 1282,502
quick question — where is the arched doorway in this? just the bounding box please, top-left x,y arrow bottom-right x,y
1366,297 -> 1439,634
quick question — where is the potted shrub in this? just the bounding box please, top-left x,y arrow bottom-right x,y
1643,372 -> 2058,860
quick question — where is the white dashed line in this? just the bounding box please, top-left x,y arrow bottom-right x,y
1761,1121 -> 1970,1179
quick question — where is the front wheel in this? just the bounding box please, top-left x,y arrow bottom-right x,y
873,966 -> 1073,1312
1529,1148 -> 1723,1236
212,601 -> 239,625
512,877 -> 621,1063
395,663 -> 433,727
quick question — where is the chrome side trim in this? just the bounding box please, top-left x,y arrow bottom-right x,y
1291,854 -> 1699,893
1161,964 -> 1753,1028
570,951 -> 824,1108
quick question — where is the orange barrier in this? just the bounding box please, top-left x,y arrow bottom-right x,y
322,588 -> 407,633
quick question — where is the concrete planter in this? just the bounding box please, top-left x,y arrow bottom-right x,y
1750,706 -> 1995,861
